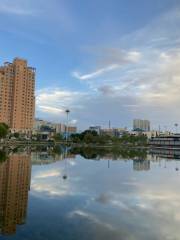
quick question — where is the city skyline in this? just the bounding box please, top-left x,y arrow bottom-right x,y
0,0 -> 180,130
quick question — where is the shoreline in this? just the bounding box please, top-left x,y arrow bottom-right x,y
0,140 -> 148,149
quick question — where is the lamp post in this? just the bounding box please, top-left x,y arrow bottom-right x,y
62,109 -> 70,181
65,109 -> 70,142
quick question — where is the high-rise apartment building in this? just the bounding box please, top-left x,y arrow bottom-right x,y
133,119 -> 150,131
0,58 -> 35,133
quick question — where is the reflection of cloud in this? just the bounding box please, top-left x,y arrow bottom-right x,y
35,170 -> 60,179
31,167 -> 70,197
30,156 -> 180,239
31,182 -> 69,197
31,163 -> 80,197
68,210 -> 114,230
95,193 -> 111,204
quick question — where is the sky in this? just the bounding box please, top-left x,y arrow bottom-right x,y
0,0 -> 180,130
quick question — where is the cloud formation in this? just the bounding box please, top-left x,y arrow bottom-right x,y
34,6 -> 180,130
0,0 -> 36,15
72,50 -> 141,80
72,64 -> 119,80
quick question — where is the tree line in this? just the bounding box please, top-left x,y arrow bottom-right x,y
0,123 -> 9,139
69,130 -> 148,146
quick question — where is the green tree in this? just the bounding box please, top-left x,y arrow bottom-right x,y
14,132 -> 20,138
53,133 -> 63,141
0,150 -> 7,162
0,123 -> 9,139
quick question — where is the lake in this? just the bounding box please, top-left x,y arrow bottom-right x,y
0,146 -> 180,240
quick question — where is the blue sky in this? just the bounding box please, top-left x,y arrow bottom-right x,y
0,0 -> 180,130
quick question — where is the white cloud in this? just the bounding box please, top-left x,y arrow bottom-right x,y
69,119 -> 78,125
72,49 -> 141,81
38,105 -> 64,114
35,87 -> 89,125
72,64 -> 119,80
126,51 -> 142,62
0,0 -> 36,16
36,88 -> 86,113
36,7 -> 180,129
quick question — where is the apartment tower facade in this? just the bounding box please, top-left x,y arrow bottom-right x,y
133,119 -> 150,132
0,58 -> 35,133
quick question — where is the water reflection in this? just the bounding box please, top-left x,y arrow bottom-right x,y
70,146 -> 147,160
133,160 -> 150,171
0,152 -> 31,235
0,146 -> 180,239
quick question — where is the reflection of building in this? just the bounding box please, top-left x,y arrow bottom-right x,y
150,148 -> 180,160
133,160 -> 150,171
0,58 -> 35,133
31,152 -> 76,165
0,153 -> 31,235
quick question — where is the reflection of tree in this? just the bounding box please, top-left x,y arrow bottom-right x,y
0,150 -> 7,162
0,153 -> 31,235
70,147 -> 147,160
51,145 -> 62,156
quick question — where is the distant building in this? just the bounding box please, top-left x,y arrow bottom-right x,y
0,58 -> 35,133
65,126 -> 77,134
89,126 -> 101,134
130,130 -> 159,139
100,128 -> 128,137
33,119 -> 48,131
100,128 -> 114,136
54,123 -> 66,133
33,119 -> 77,139
133,119 -> 150,132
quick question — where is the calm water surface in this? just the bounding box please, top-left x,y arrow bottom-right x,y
1,147 -> 180,240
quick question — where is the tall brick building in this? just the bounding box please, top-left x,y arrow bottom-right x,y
0,58 -> 35,133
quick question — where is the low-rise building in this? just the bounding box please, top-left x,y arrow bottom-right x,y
33,119 -> 77,140
100,128 -> 128,137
